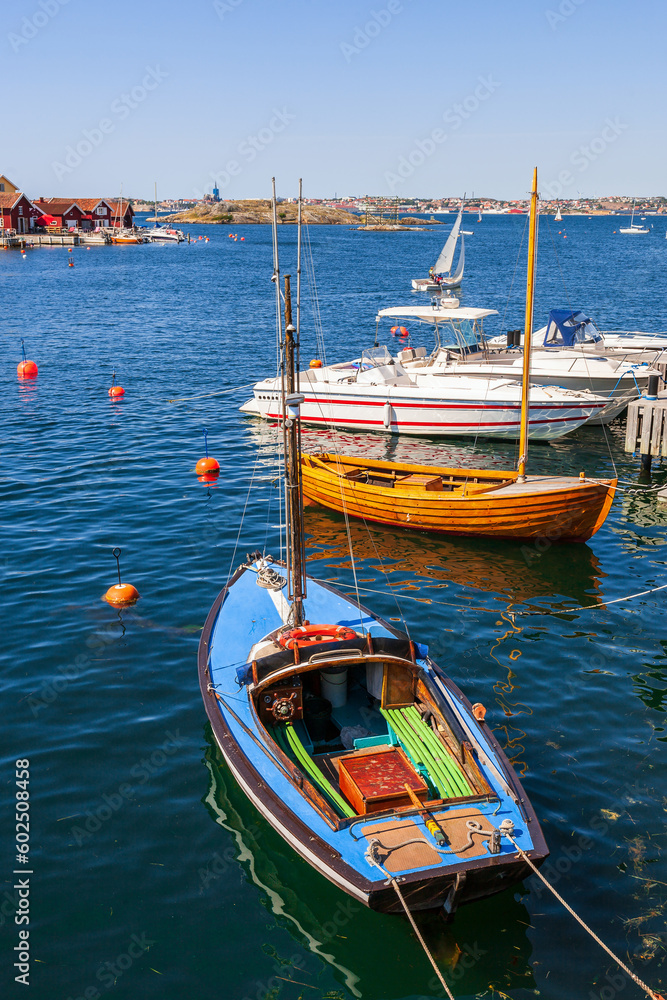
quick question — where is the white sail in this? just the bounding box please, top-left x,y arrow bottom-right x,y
434,204 -> 463,275
450,235 -> 464,283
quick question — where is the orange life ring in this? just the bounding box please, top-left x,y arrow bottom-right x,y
278,623 -> 357,650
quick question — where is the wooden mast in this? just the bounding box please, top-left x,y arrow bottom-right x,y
517,167 -> 539,483
276,179 -> 306,626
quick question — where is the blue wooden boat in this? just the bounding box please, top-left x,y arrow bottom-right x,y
199,556 -> 548,914
198,185 -> 548,915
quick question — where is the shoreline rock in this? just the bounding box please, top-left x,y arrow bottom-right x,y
160,200 -> 359,225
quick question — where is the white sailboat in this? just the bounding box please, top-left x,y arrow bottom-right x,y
554,203 -> 562,222
619,200 -> 649,234
412,201 -> 465,292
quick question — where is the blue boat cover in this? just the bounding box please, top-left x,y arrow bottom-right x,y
543,309 -> 602,347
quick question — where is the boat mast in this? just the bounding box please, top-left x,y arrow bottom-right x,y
154,181 -> 158,227
275,180 -> 306,624
517,167 -> 539,482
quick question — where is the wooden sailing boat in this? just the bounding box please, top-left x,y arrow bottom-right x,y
301,169 -> 617,542
199,179 -> 548,917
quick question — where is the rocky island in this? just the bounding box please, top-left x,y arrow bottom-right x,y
161,200 -> 359,225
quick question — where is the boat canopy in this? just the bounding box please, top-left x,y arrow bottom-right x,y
543,310 -> 603,347
377,306 -> 498,324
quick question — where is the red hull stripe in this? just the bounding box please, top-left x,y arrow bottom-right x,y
266,411 -> 590,428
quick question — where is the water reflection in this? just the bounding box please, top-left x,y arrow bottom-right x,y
304,507 -> 607,611
201,729 -> 538,1000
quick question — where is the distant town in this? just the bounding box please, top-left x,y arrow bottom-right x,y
132,192 -> 667,216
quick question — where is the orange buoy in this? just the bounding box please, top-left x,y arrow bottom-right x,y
309,359 -> 323,368
17,340 -> 38,379
196,456 -> 220,475
68,247 -> 73,253
240,237 -> 245,241
108,369 -> 125,397
105,582 -> 140,604
195,427 -> 219,478
103,548 -> 139,605
68,260 -> 74,267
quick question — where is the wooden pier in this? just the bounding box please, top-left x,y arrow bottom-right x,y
624,380 -> 667,470
1,232 -> 117,248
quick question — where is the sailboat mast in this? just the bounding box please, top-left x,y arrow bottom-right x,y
154,182 -> 157,225
282,274 -> 306,624
517,167 -> 539,482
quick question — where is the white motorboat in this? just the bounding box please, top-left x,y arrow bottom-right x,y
241,344 -> 608,441
378,305 -> 659,424
488,310 -> 667,362
619,201 -> 649,234
412,201 -> 465,291
146,226 -> 185,243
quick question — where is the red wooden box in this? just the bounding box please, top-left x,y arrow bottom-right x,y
338,746 -> 428,815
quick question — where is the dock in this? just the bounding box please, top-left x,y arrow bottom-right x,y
624,376 -> 667,470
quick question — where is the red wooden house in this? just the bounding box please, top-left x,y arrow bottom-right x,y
75,198 -> 117,229
105,200 -> 134,228
0,192 -> 41,233
32,199 -> 87,230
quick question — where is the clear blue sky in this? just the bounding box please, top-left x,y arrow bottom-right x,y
5,0 -> 666,200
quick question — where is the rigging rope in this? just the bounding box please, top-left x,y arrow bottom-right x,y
365,853 -> 456,1000
505,832 -> 665,1000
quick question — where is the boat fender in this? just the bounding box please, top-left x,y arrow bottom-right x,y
383,402 -> 392,430
472,702 -> 486,722
279,623 -> 357,650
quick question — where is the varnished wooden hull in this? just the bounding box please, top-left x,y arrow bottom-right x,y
301,453 -> 616,542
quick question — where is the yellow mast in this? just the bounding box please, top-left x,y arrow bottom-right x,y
517,167 -> 539,482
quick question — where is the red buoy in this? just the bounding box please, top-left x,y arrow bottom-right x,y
103,548 -> 139,605
195,456 -> 220,475
108,369 -> 125,397
195,427 -> 219,479
17,360 -> 38,378
17,340 -> 38,379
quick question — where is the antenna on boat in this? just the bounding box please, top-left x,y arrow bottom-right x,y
517,167 -> 539,483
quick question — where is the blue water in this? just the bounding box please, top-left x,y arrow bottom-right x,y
2,214 -> 666,1000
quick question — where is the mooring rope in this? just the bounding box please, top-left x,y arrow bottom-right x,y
333,581 -> 667,616
366,853 -> 456,1000
506,833 -> 665,1000
167,382 -> 258,403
